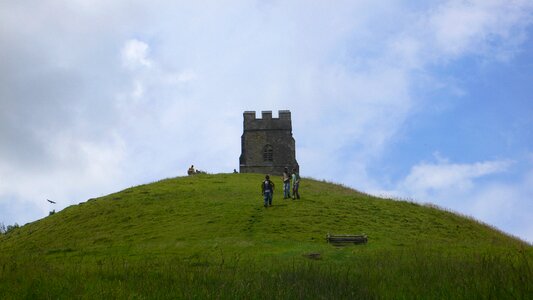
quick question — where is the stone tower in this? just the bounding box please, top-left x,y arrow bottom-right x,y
239,110 -> 299,175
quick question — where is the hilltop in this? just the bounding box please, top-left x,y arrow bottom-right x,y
0,174 -> 531,299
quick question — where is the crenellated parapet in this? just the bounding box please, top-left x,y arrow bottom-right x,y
243,110 -> 292,131
240,110 -> 298,175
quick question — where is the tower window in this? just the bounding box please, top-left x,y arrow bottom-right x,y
263,145 -> 273,162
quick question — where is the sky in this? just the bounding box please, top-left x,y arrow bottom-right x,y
1,1 -> 532,243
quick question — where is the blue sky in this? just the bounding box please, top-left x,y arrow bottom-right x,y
1,1 -> 532,243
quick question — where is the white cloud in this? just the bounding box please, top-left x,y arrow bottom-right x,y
161,70 -> 198,84
387,0 -> 533,69
131,80 -> 144,99
429,0 -> 533,59
121,39 -> 152,69
431,1 -> 496,56
401,159 -> 512,197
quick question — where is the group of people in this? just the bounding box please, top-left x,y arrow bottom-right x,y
187,165 -> 206,175
187,164 -> 300,208
261,167 -> 300,207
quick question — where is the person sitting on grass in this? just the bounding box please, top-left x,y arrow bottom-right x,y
187,165 -> 195,176
261,175 -> 275,207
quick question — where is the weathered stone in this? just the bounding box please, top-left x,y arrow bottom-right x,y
239,110 -> 299,175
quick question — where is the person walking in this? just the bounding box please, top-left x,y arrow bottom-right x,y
292,168 -> 300,200
261,175 -> 275,207
282,167 -> 291,199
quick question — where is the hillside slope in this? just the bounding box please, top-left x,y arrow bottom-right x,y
0,174 -> 531,298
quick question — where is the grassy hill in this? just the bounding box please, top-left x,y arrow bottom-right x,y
0,173 -> 531,299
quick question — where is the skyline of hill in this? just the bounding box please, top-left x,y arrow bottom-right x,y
1,173 -> 531,298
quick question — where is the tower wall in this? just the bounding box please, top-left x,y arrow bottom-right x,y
239,110 -> 299,175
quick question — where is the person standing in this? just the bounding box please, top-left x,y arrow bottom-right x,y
292,168 -> 300,200
261,175 -> 275,207
282,167 -> 291,199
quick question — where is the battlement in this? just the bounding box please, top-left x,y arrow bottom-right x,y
243,110 -> 292,131
240,109 -> 298,175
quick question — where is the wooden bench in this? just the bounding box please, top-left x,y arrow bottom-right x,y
326,233 -> 368,245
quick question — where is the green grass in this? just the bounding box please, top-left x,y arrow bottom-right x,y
1,173 -> 531,299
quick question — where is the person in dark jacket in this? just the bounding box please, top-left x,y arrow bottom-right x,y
261,175 -> 275,207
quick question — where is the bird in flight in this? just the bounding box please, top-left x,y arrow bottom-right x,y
47,199 -> 56,204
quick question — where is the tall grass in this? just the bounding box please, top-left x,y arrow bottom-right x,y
1,246 -> 531,299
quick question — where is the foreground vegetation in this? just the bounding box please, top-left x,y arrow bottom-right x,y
1,174 -> 531,299
2,247 -> 531,299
